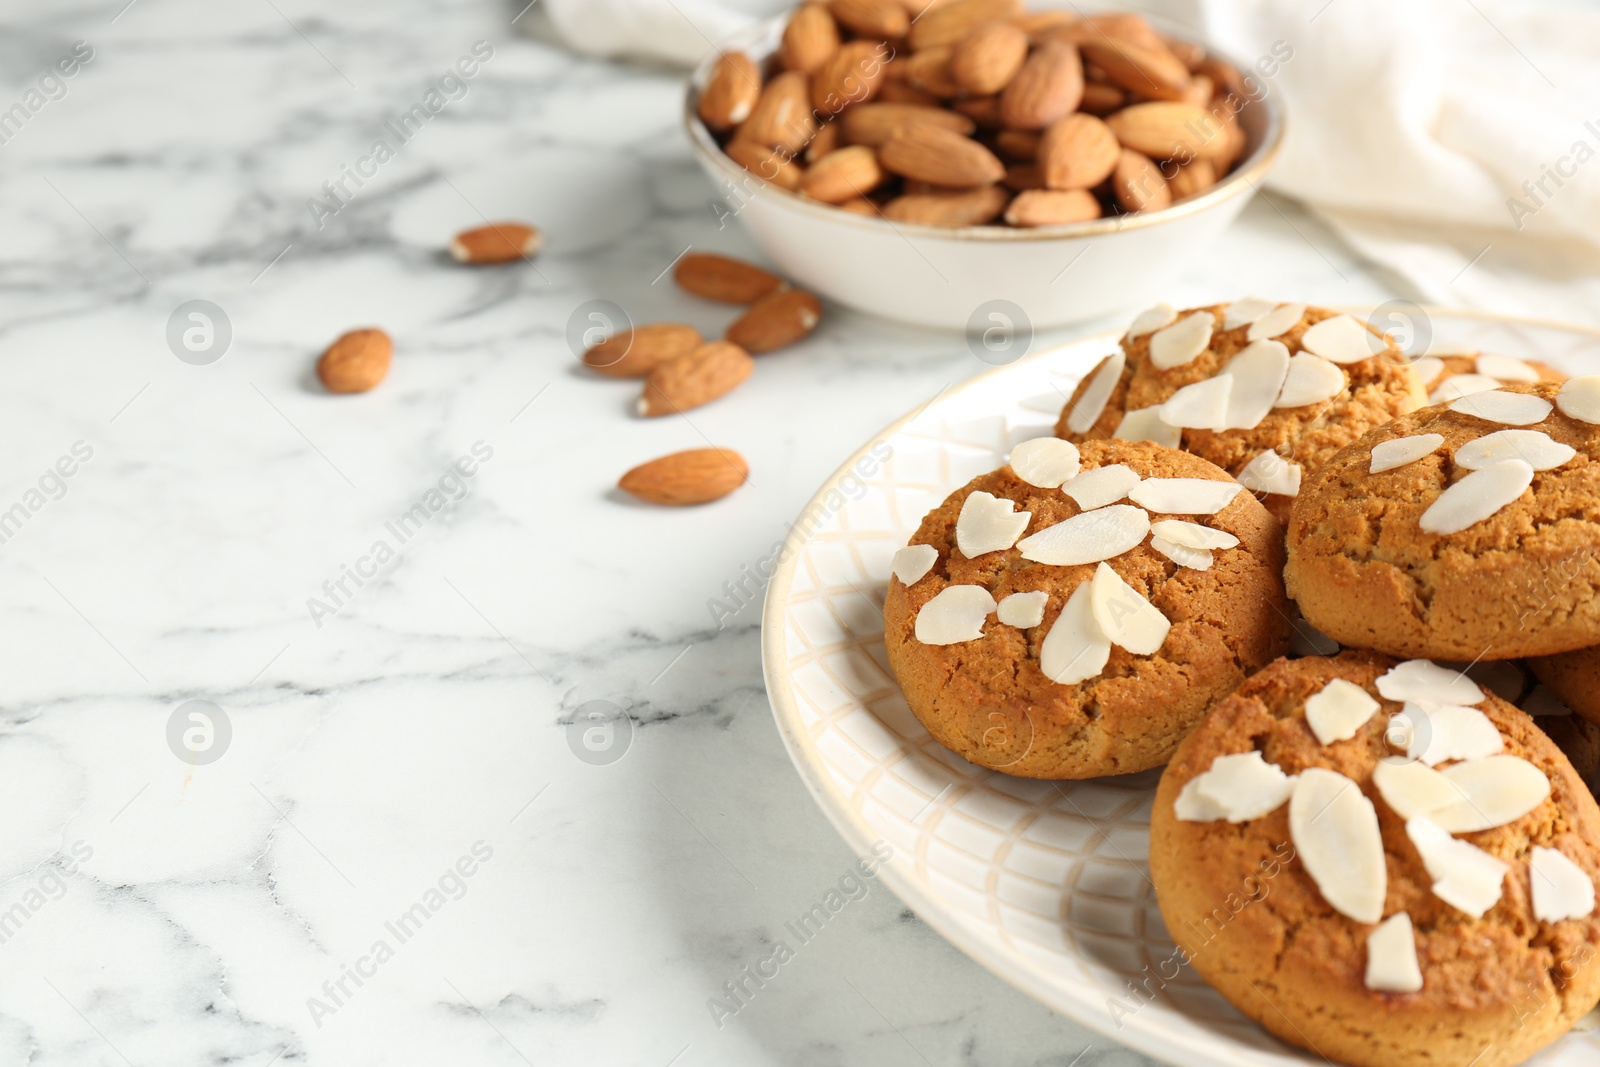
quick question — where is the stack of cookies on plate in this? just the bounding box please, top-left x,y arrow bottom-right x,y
881,299 -> 1600,1067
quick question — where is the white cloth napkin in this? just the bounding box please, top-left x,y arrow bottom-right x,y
541,0 -> 1600,329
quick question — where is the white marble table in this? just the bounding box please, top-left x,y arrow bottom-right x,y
0,2 -> 1418,1064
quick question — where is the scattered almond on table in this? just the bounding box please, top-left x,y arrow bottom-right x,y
317,328 -> 392,394
449,222 -> 541,264
619,448 -> 749,505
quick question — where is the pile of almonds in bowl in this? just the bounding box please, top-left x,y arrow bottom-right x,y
696,1 -> 1264,227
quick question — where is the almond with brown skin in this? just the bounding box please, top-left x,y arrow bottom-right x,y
1078,82 -> 1125,114
638,341 -> 754,416
582,323 -> 702,378
1084,11 -> 1164,50
1014,10 -> 1077,38
726,289 -> 823,353
1180,72 -> 1215,107
781,4 -> 840,74
896,47 -> 962,97
829,0 -> 909,39
840,102 -> 974,146
811,39 -> 892,115
674,253 -> 785,304
879,124 -> 1005,187
998,39 -> 1083,130
1078,38 -> 1190,101
994,129 -> 1040,160
697,52 -> 761,132
876,80 -> 940,106
908,0 -> 1023,51
724,140 -> 804,190
1112,148 -> 1171,212
1004,188 -> 1100,226
950,21 -> 1029,95
740,70 -> 817,153
806,120 -> 841,163
883,185 -> 1009,226
449,222 -> 541,264
1106,101 -> 1226,162
1168,157 -> 1217,199
801,145 -> 885,203
619,449 -> 748,506
1037,112 -> 1119,189
317,329 -> 391,394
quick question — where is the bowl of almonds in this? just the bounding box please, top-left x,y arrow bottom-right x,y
685,2 -> 1285,330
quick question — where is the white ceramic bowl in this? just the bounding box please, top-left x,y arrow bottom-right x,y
684,15 -> 1285,331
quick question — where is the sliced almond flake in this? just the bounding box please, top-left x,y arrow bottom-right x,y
1391,702 -> 1504,766
1305,679 -> 1380,745
1426,344 -> 1479,357
1430,373 -> 1499,404
997,590 -> 1048,628
1290,767 -> 1387,924
1531,846 -> 1597,922
956,491 -> 1032,558
1557,376 -> 1600,424
1448,390 -> 1554,426
914,585 -> 997,645
1302,314 -> 1382,364
1010,437 -> 1082,488
1523,685 -> 1573,718
1088,561 -> 1170,654
1476,353 -> 1541,383
1175,751 -> 1296,823
1223,297 -> 1278,330
1017,505 -> 1149,566
1149,311 -> 1215,370
1454,429 -> 1575,472
1236,450 -> 1301,496
1407,816 -> 1508,918
1276,353 -> 1346,408
1063,464 -> 1142,510
1115,405 -> 1182,448
1419,458 -> 1534,535
1066,352 -> 1126,434
1158,375 -> 1232,430
1039,580 -> 1109,683
1127,303 -> 1176,339
1365,913 -> 1423,993
1430,755 -> 1552,834
891,544 -> 938,585
1150,536 -> 1212,569
1218,339 -> 1292,429
1376,659 -> 1485,707
1149,519 -> 1239,551
1246,302 -> 1306,342
1128,478 -> 1244,515
1374,758 -> 1463,820
1371,433 -> 1444,473
1411,356 -> 1445,386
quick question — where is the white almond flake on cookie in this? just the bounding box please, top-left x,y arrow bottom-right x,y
1175,751 -> 1296,823
1063,464 -> 1142,510
997,590 -> 1048,628
1411,357 -> 1445,386
1530,846 -> 1597,922
1430,755 -> 1552,834
1115,405 -> 1183,448
1476,353 -> 1541,383
914,585 -> 997,645
1376,659 -> 1485,707
1127,303 -> 1176,339
1150,536 -> 1212,569
1246,302 -> 1307,342
1305,679 -> 1380,745
1407,816 -> 1508,918
1223,297 -> 1278,330
1371,434 -> 1445,473
1067,352 -> 1126,434
1218,340 -> 1291,429
1365,913 -> 1423,994
1290,767 -> 1387,924
1557,376 -> 1600,424
1301,314 -> 1381,364
1039,581 -> 1110,683
1149,519 -> 1239,551
956,491 -> 1032,558
1430,373 -> 1499,404
1128,478 -> 1243,515
1390,702 -> 1504,766
1088,561 -> 1170,655
1276,353 -> 1346,409
1454,429 -> 1575,472
1158,375 -> 1232,430
1418,458 -> 1534,535
892,544 -> 939,585
1017,504 -> 1149,566
1010,437 -> 1082,488
1373,758 -> 1464,820
1149,311 -> 1215,370
1236,450 -> 1301,496
1448,390 -> 1554,426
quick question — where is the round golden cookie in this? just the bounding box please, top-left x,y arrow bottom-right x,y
883,438 -> 1289,779
1151,652 -> 1600,1067
1054,302 -> 1427,521
1286,380 -> 1600,660
1530,645 -> 1600,725
1420,350 -> 1566,403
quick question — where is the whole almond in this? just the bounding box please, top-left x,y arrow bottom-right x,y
811,40 -> 892,115
582,323 -> 702,378
829,0 -> 909,39
1112,148 -> 1171,212
639,341 -> 754,416
994,129 -> 1040,160
908,0 -> 1023,51
998,39 -> 1084,130
1084,12 -> 1164,51
697,52 -> 761,132
841,102 -> 974,146
1037,112 -> 1119,189
740,70 -> 818,153
879,124 -> 1005,187
781,4 -> 841,74
877,80 -> 940,106
1106,101 -> 1225,162
1168,157 -> 1217,199
1004,188 -> 1101,226
449,222 -> 541,264
726,289 -> 823,353
801,145 -> 885,202
675,253 -> 785,304
1078,81 -> 1125,114
950,21 -> 1029,95
1078,39 -> 1190,101
317,329 -> 391,394
1002,162 -> 1044,190
724,140 -> 804,190
1180,72 -> 1215,107
619,448 -> 748,506
896,47 -> 962,97
883,185 -> 1009,226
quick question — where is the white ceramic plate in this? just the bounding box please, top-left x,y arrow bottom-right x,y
761,309 -> 1600,1067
